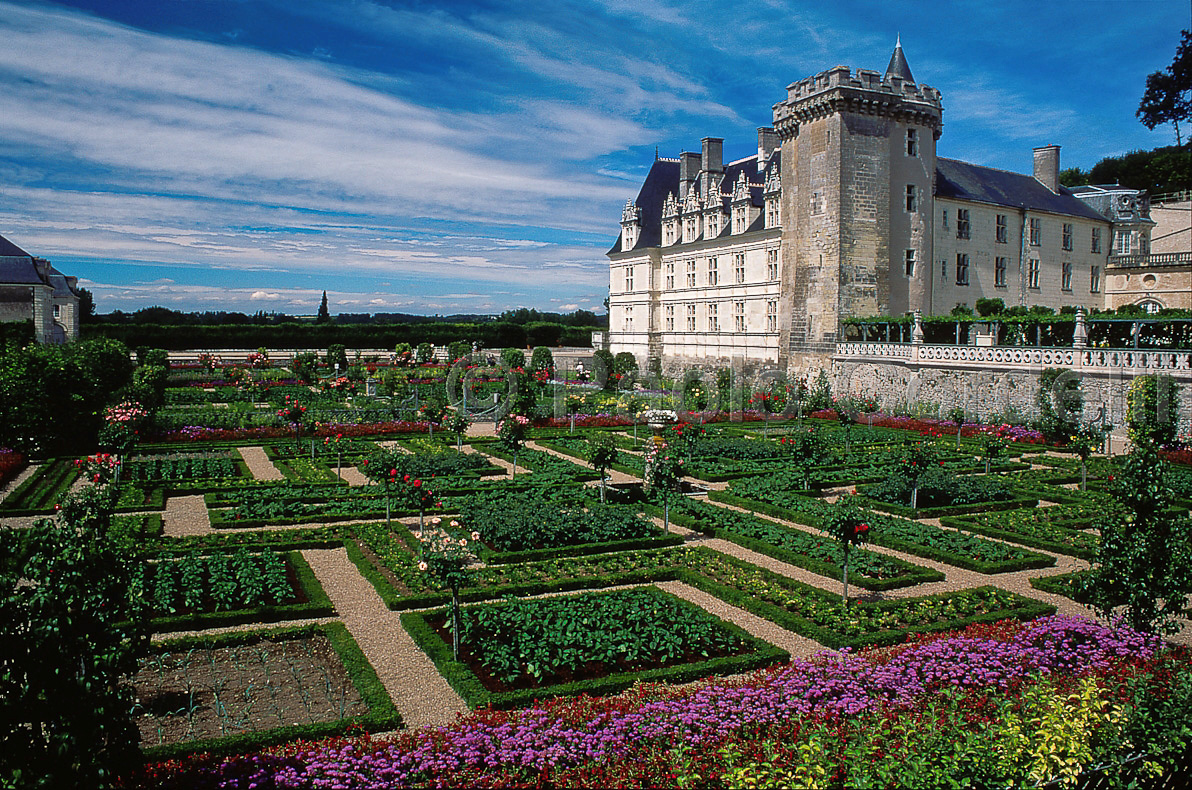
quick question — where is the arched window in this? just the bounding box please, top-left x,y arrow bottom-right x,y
1138,300 -> 1162,315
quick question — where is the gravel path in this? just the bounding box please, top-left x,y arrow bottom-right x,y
302,547 -> 469,729
526,440 -> 641,485
161,495 -> 213,537
237,446 -> 285,481
336,466 -> 370,486
0,462 -> 39,504
460,444 -> 530,477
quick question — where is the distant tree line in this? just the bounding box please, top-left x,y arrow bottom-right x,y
80,320 -> 601,350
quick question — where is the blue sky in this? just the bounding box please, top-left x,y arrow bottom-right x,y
0,0 -> 1188,317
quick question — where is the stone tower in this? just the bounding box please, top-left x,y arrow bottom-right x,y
772,40 -> 943,369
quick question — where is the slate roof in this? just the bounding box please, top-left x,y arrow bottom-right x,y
935,158 -> 1107,222
885,41 -> 915,84
610,153 -> 775,254
0,233 -> 77,295
0,231 -> 42,285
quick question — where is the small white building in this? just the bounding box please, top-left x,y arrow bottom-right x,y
0,234 -> 81,343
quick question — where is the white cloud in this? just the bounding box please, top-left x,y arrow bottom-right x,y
250,291 -> 281,301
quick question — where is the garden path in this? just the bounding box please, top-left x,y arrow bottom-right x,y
161,494 -> 212,537
465,421 -> 497,439
302,546 -> 470,729
526,440 -> 640,485
237,446 -> 284,481
460,444 -> 530,476
336,466 -> 370,486
0,462 -> 39,503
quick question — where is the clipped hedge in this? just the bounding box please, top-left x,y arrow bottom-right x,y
852,492 -> 1039,519
147,527 -> 344,556
400,590 -> 788,710
709,490 -> 1057,574
1029,569 -> 1094,603
141,622 -> 402,760
142,550 -> 335,632
643,502 -> 943,591
482,533 -> 685,565
0,458 -> 78,514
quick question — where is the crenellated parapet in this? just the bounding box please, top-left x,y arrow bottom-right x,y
772,64 -> 943,140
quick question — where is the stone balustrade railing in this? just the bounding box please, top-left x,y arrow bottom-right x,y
835,342 -> 1192,374
1107,251 -> 1192,268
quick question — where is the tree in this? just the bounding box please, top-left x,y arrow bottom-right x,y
1126,374 -> 1179,447
825,496 -> 870,604
529,346 -> 554,379
77,287 -> 96,323
1084,440 -> 1192,634
1138,30 -> 1192,147
500,347 -> 526,369
1084,375 -> 1191,634
0,484 -> 148,788
587,433 -> 619,503
317,291 -> 331,324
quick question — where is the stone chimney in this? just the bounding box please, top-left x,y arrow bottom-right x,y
1033,145 -> 1060,193
701,137 -> 723,199
701,137 -> 723,173
757,127 -> 779,163
679,151 -> 700,199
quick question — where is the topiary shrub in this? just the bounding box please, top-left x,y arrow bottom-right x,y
500,348 -> 526,370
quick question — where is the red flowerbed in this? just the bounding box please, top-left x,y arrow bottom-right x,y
809,410 -> 1050,445
151,420 -> 438,444
0,448 -> 25,488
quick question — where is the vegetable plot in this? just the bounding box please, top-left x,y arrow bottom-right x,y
452,587 -> 748,689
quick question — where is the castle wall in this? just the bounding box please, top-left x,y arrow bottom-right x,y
833,349 -> 1192,434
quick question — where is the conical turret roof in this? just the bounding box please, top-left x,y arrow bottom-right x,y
884,36 -> 915,84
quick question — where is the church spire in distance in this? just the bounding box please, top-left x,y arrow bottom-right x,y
884,35 -> 915,84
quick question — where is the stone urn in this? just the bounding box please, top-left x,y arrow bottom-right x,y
642,408 -> 678,445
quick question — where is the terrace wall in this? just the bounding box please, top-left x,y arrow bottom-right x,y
833,341 -> 1192,432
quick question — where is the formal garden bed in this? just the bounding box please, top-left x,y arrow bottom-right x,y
711,482 -> 1056,573
9,353 -> 1192,788
458,488 -> 681,563
135,623 -> 399,758
645,497 -> 943,590
403,586 -> 787,708
133,548 -> 334,631
0,457 -> 79,514
940,504 -> 1105,559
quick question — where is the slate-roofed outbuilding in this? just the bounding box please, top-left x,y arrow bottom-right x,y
0,233 -> 81,343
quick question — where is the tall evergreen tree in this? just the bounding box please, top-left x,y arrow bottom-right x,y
316,290 -> 330,324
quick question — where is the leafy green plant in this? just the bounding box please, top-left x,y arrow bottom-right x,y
0,483 -> 147,788
1084,438 -> 1192,634
457,587 -> 745,687
587,433 -> 619,503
